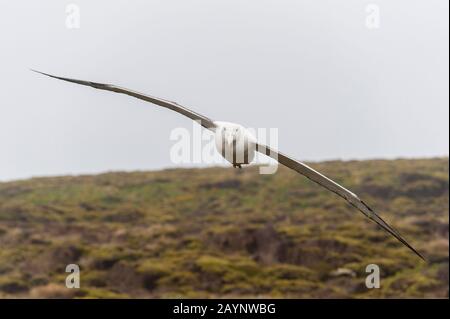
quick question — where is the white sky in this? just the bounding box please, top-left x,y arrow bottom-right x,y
0,0 -> 448,181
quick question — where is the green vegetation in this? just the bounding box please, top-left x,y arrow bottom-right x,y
0,158 -> 448,298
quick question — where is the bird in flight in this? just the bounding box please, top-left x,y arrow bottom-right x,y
33,70 -> 425,261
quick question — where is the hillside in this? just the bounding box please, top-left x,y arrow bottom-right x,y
0,158 -> 448,298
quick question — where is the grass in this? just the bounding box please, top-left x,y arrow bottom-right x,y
0,158 -> 448,298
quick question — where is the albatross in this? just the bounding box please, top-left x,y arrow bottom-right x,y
32,70 -> 425,261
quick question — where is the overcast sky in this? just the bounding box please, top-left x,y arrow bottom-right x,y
0,0 -> 448,181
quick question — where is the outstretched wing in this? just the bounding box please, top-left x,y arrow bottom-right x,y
32,70 -> 216,130
256,143 -> 425,261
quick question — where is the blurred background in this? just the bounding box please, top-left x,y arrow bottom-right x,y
0,0 -> 448,298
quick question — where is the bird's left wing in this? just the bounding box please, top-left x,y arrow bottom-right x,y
256,143 -> 425,261
32,70 -> 216,130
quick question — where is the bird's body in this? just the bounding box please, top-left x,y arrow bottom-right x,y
32,69 -> 425,261
213,121 -> 256,167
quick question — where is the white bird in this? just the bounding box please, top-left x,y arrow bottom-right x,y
32,70 -> 425,261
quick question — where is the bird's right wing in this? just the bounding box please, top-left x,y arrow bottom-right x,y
32,70 -> 217,130
256,143 -> 425,261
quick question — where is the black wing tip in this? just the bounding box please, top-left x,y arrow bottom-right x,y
418,253 -> 427,262
30,68 -> 46,75
409,246 -> 427,262
389,227 -> 426,262
30,69 -> 103,88
387,225 -> 427,262
380,221 -> 426,262
30,69 -> 60,80
360,200 -> 426,262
